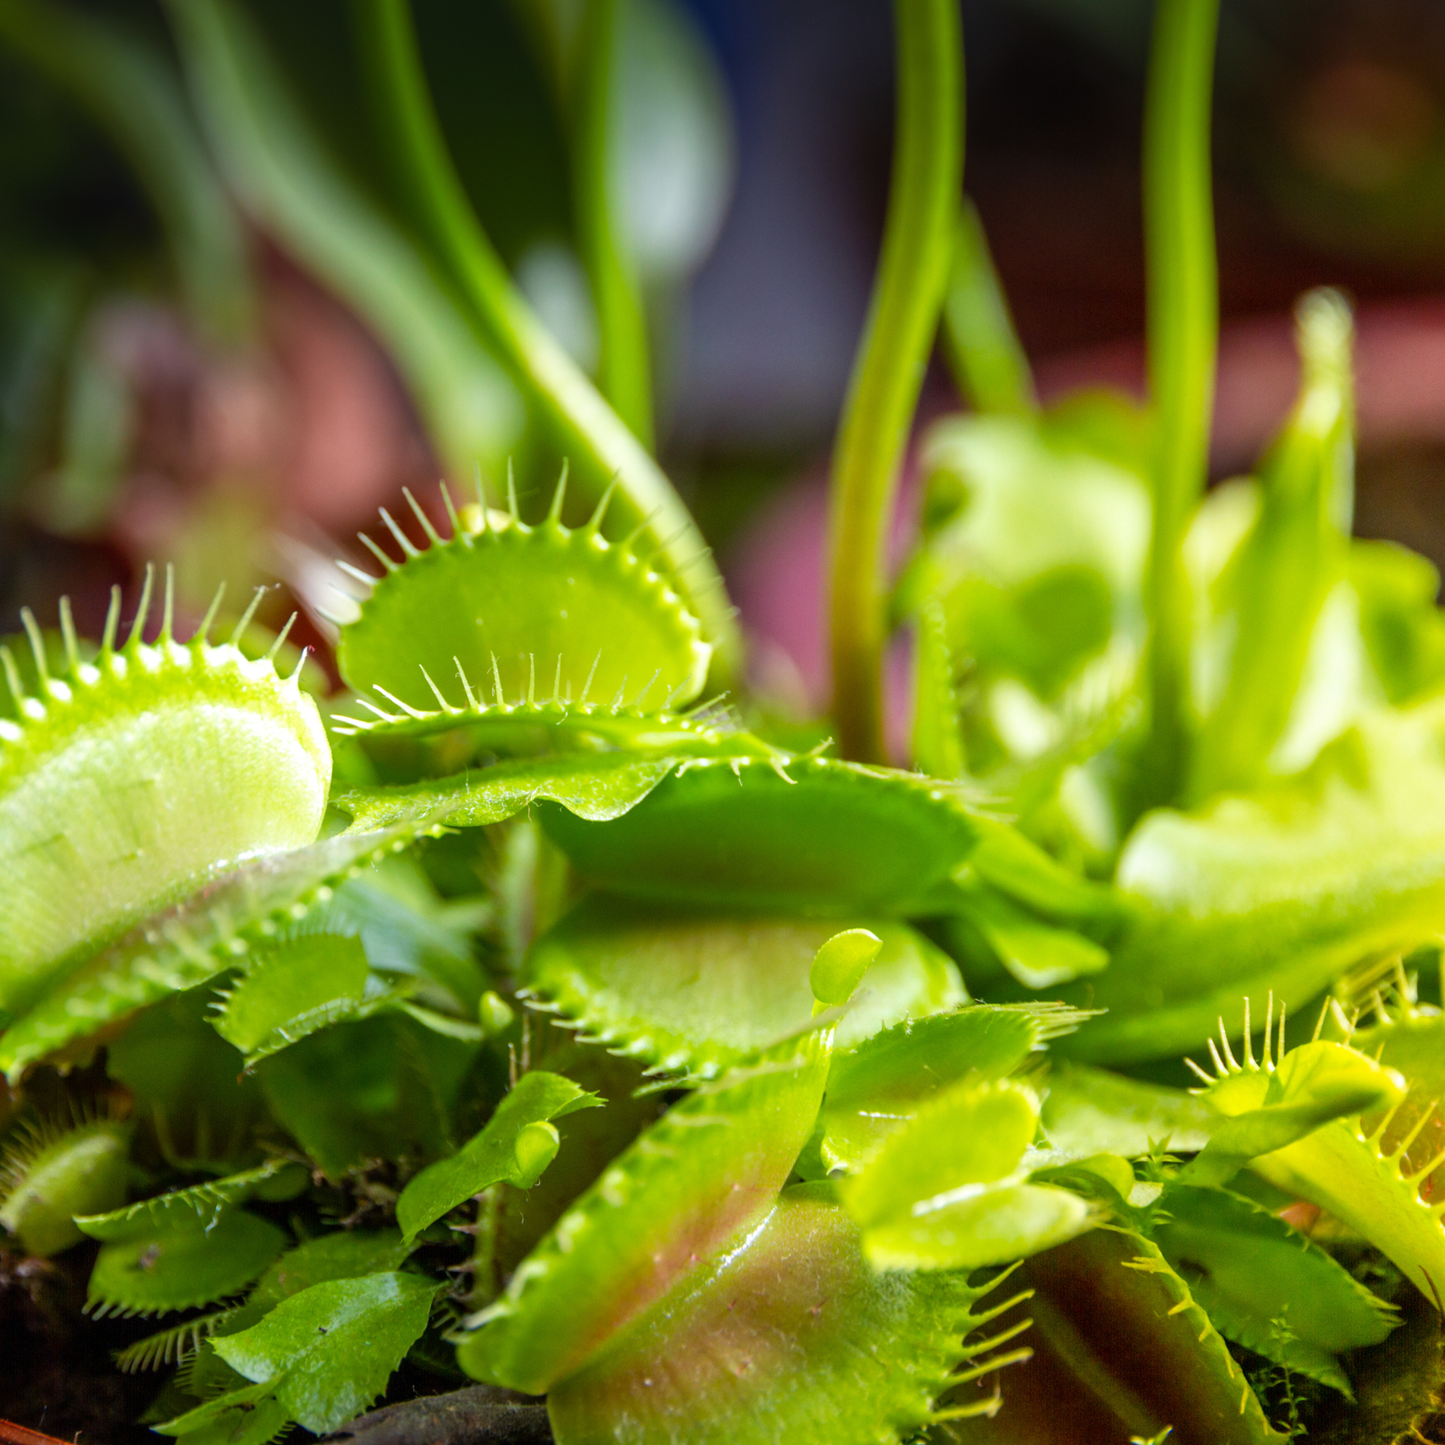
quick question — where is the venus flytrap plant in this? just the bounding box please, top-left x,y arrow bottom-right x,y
13,0 -> 1445,1439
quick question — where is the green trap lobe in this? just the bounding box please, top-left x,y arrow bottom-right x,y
539,755 -> 986,914
950,1230 -> 1284,1444
0,638 -> 329,1021
86,1208 -> 287,1317
523,897 -> 965,1078
335,518 -> 709,714
1154,1186 -> 1395,1391
335,751 -> 680,833
548,1182 -> 1006,1445
457,1033 -> 831,1394
0,826 -> 410,1081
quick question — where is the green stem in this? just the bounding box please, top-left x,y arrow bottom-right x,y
828,0 -> 962,762
354,0 -> 736,670
575,0 -> 654,449
1142,0 -> 1220,800
941,198 -> 1036,416
467,1184 -> 502,1310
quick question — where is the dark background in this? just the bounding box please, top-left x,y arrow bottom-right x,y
5,0 -> 1445,685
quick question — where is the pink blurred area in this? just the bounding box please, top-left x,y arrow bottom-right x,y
52,248 -> 437,648
728,298 -> 1445,722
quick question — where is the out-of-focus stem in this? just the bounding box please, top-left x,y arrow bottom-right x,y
575,0 -> 654,449
1142,0 -> 1221,801
828,0 -> 962,763
941,198 -> 1036,416
355,0 -> 737,671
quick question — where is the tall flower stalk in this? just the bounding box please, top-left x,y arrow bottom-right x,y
828,0 -> 963,762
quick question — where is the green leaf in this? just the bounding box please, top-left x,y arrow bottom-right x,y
548,1182 -> 1028,1445
1039,1063 -> 1218,1160
1350,539 -> 1445,706
810,928 -> 884,1006
76,1158 -> 306,1241
1190,290 -> 1354,798
256,1012 -> 476,1179
950,878 -> 1110,988
106,982 -> 264,1170
912,600 -> 965,779
457,1033 -> 831,1394
941,197 -> 1038,417
249,1229 -> 412,1309
336,505 -> 709,715
87,1208 -> 287,1317
152,1378 -> 288,1441
822,1002 -> 1088,1169
967,818 -> 1121,923
862,1179 -> 1091,1272
335,750 -> 680,833
523,896 -> 965,1079
1251,1113 -> 1445,1310
1057,700 -> 1445,1064
396,1070 -> 601,1243
213,1270 -> 439,1434
836,1074 -> 1032,1204
300,868 -> 486,1015
1154,1186 -> 1396,1395
540,753 -> 987,914
898,408 -> 1149,704
211,933 -> 371,1062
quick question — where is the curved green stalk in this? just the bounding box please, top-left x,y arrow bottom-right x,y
1142,0 -> 1221,801
941,198 -> 1036,416
828,0 -> 963,762
353,0 -> 735,668
0,0 -> 253,344
575,0 -> 654,449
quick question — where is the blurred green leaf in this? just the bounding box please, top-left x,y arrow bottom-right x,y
901,408 -> 1150,706
213,933 -> 372,1062
256,1012 -> 475,1178
823,1002 -> 1088,1169
1191,291 -> 1355,798
1186,1039 -> 1404,1187
1156,1184 -> 1396,1394
1059,699 -> 1445,1063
